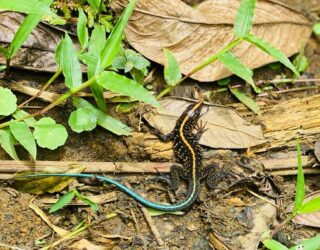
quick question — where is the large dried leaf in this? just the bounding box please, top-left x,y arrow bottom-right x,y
112,0 -> 311,82
143,98 -> 265,149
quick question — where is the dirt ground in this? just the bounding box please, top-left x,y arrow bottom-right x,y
1,0 -> 320,249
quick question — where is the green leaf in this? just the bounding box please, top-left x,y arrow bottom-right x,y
245,34 -> 300,77
263,239 -> 289,250
0,128 -> 19,160
13,110 -> 36,127
313,22 -> 320,35
9,121 -> 36,159
0,65 -> 6,71
97,71 -> 159,107
299,197 -> 320,214
8,0 -> 53,58
77,8 -> 88,50
218,51 -> 260,93
293,52 -> 308,73
55,33 -> 82,90
234,0 -> 256,37
125,49 -> 150,73
88,24 -> 107,112
96,0 -> 137,73
229,88 -> 261,116
112,55 -> 126,69
0,0 -> 55,16
147,207 -> 184,216
72,97 -> 132,136
87,0 -> 101,13
68,108 -> 97,133
217,77 -> 231,86
33,117 -> 68,150
0,87 -> 17,116
74,190 -> 99,212
0,46 -> 10,60
163,49 -> 182,86
293,142 -> 305,215
49,190 -> 75,213
289,236 -> 320,250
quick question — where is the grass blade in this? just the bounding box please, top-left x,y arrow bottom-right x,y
299,197 -> 320,214
96,0 -> 137,73
49,191 -> 75,213
293,142 -> 305,215
0,0 -> 54,15
245,34 -> 300,77
218,51 -> 260,93
74,190 -> 99,212
77,8 -> 88,50
97,71 -> 159,107
234,0 -> 256,37
163,48 -> 182,86
229,88 -> 261,116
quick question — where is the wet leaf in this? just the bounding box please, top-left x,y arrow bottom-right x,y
0,87 -> 17,116
0,128 -> 19,160
12,110 -> 36,127
33,117 -> 68,150
49,190 -> 75,213
229,88 -> 261,116
164,48 -> 182,86
9,120 -> 36,159
234,0 -> 255,37
13,165 -> 86,194
263,239 -> 289,250
77,8 -> 88,49
112,0 -> 311,81
68,108 -> 97,133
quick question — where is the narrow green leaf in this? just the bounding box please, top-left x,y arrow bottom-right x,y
293,52 -> 308,73
163,49 -> 182,86
74,190 -> 99,212
0,46 -> 10,60
97,71 -> 159,107
263,239 -> 289,250
217,77 -> 231,86
234,0 -> 256,37
13,110 -> 36,127
299,197 -> 320,214
218,51 -> 260,93
0,128 -> 19,160
0,87 -> 17,116
9,121 -> 36,160
293,142 -> 305,215
87,0 -> 101,13
245,34 -> 300,77
33,117 -> 68,150
96,0 -> 137,73
0,0 -> 55,16
72,97 -> 132,136
49,191 -> 75,213
55,33 -> 82,90
229,88 -> 261,116
77,8 -> 88,49
147,207 -> 184,216
289,236 -> 320,250
68,108 -> 97,133
313,22 -> 320,35
8,0 -> 53,58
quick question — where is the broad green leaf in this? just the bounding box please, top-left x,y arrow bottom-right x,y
49,191 -> 75,213
77,8 -> 88,49
163,49 -> 182,86
68,108 -> 97,133
88,24 -> 107,112
78,52 -> 96,66
13,110 -> 36,127
217,77 -> 230,86
0,0 -> 55,16
0,65 -> 6,71
299,197 -> 320,214
0,87 -> 17,116
55,33 -> 82,90
96,0 -> 137,73
0,128 -> 19,160
13,166 -> 86,194
229,88 -> 261,116
289,236 -> 320,250
263,239 -> 289,250
87,0 -> 101,12
313,22 -> 320,35
245,34 -> 300,77
72,97 -> 132,136
9,121 -> 36,159
74,190 -> 99,212
234,0 -> 256,37
8,0 -> 53,58
125,49 -> 150,74
33,117 -> 68,150
218,51 -> 260,93
293,142 -> 305,215
97,71 -> 159,107
293,53 -> 308,73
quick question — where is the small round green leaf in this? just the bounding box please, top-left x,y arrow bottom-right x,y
33,117 -> 68,150
68,108 -> 97,133
0,87 -> 17,116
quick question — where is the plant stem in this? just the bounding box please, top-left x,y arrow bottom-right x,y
0,75 -> 97,129
156,37 -> 243,99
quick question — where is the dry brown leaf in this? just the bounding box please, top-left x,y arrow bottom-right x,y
112,0 -> 311,82
143,98 -> 265,149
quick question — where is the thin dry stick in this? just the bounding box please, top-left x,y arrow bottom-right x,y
247,190 -> 279,208
130,207 -> 140,234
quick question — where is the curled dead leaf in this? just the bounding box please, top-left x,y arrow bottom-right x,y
112,0 -> 311,82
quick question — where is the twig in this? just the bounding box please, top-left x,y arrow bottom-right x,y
247,190 -> 279,208
130,207 -> 140,234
